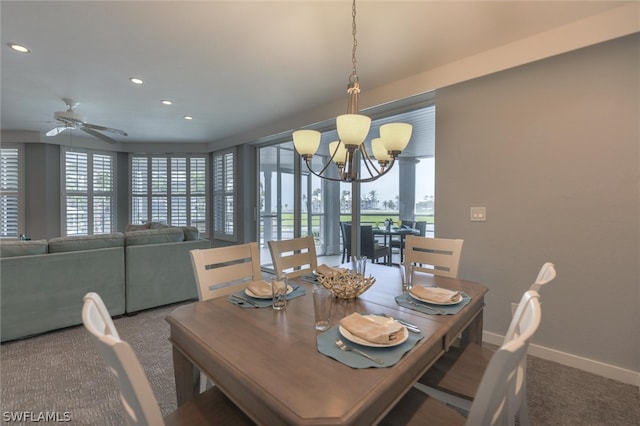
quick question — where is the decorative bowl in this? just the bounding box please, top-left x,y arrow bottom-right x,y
318,270 -> 375,300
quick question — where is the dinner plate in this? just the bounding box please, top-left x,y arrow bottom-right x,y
339,315 -> 408,348
245,284 -> 293,299
408,288 -> 463,305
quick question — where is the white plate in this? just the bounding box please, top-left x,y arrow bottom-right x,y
245,284 -> 293,299
408,288 -> 463,305
339,315 -> 408,348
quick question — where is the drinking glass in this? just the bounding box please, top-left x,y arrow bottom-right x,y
402,264 -> 414,292
271,278 -> 288,310
351,255 -> 367,276
312,287 -> 333,331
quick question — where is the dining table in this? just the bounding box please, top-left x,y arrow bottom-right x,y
372,226 -> 421,265
166,262 -> 488,425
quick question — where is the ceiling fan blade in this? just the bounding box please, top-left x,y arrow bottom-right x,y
79,126 -> 117,144
82,122 -> 127,136
46,126 -> 68,137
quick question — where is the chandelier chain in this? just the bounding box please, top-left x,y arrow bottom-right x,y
351,0 -> 358,82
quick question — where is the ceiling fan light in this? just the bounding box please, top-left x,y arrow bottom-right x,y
329,141 -> 348,164
293,130 -> 321,157
380,122 -> 412,153
337,114 -> 371,147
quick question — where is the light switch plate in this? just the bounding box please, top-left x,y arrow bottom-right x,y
470,207 -> 486,222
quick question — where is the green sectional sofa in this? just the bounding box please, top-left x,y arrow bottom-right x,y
0,227 -> 209,342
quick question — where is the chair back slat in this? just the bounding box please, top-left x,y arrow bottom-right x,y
268,236 -> 318,279
404,235 -> 464,278
190,242 -> 262,300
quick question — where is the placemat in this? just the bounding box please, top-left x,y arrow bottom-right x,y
394,292 -> 471,315
300,274 -> 320,284
317,324 -> 423,368
227,284 -> 306,308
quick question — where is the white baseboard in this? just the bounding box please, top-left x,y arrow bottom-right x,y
483,331 -> 640,388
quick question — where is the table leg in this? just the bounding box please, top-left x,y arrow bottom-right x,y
172,346 -> 201,406
460,309 -> 484,345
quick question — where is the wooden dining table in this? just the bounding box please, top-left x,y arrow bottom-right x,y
166,263 -> 488,425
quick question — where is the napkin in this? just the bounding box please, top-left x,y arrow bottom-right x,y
409,286 -> 461,304
316,264 -> 344,276
246,280 -> 272,298
339,313 -> 404,345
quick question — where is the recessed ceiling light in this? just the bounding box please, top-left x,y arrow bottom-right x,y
129,77 -> 143,85
8,43 -> 30,53
161,100 -> 172,105
184,116 -> 193,120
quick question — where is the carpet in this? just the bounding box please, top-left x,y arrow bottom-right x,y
1,302 -> 638,425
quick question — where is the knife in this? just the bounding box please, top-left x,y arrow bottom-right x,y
378,313 -> 421,333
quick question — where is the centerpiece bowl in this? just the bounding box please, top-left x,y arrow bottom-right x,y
317,270 -> 375,300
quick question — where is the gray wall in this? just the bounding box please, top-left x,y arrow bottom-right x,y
435,34 -> 639,371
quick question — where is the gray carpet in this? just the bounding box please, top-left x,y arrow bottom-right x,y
1,302 -> 638,425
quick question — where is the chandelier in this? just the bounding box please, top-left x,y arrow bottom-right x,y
292,0 -> 412,183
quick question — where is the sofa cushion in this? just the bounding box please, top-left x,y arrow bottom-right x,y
0,240 -> 48,257
48,233 -> 125,253
125,228 -> 185,246
125,223 -> 150,232
182,226 -> 200,241
148,221 -> 170,229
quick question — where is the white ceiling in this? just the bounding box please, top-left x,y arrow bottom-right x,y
0,1 -> 630,147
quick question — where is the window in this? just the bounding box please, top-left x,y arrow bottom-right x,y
0,146 -> 23,238
62,148 -> 115,235
130,154 -> 207,233
213,149 -> 235,240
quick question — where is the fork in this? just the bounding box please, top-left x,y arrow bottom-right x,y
335,339 -> 384,365
405,298 -> 446,314
230,294 -> 259,308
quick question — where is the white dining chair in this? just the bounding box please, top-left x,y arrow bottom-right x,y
190,242 -> 262,301
403,235 -> 464,278
413,263 -> 554,424
382,290 -> 542,426
190,242 -> 262,392
82,292 -> 253,426
268,236 -> 318,279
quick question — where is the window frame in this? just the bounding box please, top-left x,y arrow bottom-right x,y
212,148 -> 236,242
61,147 -> 116,236
0,144 -> 25,239
129,153 -> 208,234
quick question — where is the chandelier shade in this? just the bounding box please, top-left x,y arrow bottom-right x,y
329,141 -> 348,164
336,114 -> 371,147
371,138 -> 391,163
292,130 -> 321,158
379,123 -> 413,154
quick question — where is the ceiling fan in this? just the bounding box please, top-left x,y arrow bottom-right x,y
45,98 -> 127,144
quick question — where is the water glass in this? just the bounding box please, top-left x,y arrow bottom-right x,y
352,255 -> 367,276
271,278 -> 288,310
312,287 -> 333,331
402,264 -> 414,292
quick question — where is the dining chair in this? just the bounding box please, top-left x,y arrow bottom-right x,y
404,235 -> 464,278
342,223 -> 388,264
190,242 -> 263,392
414,221 -> 427,236
340,221 -> 351,263
190,242 -> 262,300
413,263 -> 554,424
268,236 -> 318,279
382,290 -> 542,426
81,292 -> 253,426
